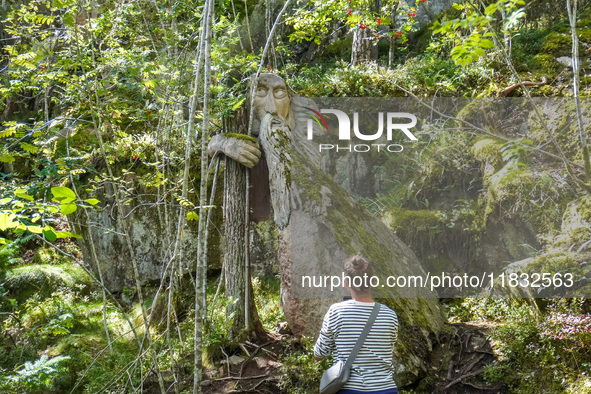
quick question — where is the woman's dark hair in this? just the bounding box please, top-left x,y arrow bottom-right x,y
343,254 -> 373,293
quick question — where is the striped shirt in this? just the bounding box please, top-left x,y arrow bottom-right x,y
314,300 -> 399,391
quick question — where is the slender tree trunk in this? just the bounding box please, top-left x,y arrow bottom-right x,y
567,0 -> 591,180
388,3 -> 399,69
193,0 -> 213,391
224,108 -> 264,341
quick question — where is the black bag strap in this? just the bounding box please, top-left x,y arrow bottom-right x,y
343,302 -> 381,370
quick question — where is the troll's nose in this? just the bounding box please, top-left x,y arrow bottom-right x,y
264,94 -> 277,114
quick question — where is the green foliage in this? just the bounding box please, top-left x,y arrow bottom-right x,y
484,299 -> 591,393
287,0 -> 416,46
446,297 -> 536,323
433,0 -> 525,66
278,337 -> 330,394
252,276 -> 285,332
1,355 -> 70,393
289,57 -> 497,98
510,29 -> 552,72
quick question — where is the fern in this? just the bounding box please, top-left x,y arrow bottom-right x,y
7,355 -> 70,391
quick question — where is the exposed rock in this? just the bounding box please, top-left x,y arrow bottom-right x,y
556,56 -> 587,68
477,214 -> 539,269
228,355 -> 245,365
277,147 -> 446,384
72,177 -> 222,293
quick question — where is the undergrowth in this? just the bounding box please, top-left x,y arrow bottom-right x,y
446,298 -> 591,394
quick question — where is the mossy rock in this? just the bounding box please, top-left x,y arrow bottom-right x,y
533,53 -> 565,73
579,28 -> 591,43
576,19 -> 591,28
4,264 -> 94,304
541,32 -> 575,57
471,137 -> 504,169
554,194 -> 591,251
384,209 -> 445,238
526,251 -> 583,278
487,169 -> 535,208
32,246 -> 62,265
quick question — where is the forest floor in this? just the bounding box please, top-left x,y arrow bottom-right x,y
198,322 -> 506,394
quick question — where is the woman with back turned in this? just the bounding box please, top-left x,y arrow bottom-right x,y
314,255 -> 399,394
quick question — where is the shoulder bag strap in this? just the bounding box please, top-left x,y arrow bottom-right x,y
343,302 -> 381,370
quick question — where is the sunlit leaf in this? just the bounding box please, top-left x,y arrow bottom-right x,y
51,186 -> 76,203
60,203 -> 77,215
187,211 -> 199,221
43,227 -> 57,242
0,213 -> 17,231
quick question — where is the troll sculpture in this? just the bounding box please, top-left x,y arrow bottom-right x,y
208,74 -> 443,382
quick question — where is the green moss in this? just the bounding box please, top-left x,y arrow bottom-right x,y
541,32 -> 574,57
525,251 -> 583,277
577,19 -> 591,28
471,138 -> 504,168
533,53 -> 564,73
31,246 -> 62,265
385,209 -> 444,239
4,264 -> 94,304
224,132 -> 258,144
578,28 -> 591,43
554,195 -> 591,250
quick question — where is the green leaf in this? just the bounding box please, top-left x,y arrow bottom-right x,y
84,198 -> 100,205
43,227 -> 57,242
51,186 -> 76,203
474,47 -> 486,57
55,231 -> 82,239
479,39 -> 495,49
62,10 -> 75,26
27,225 -> 43,234
15,189 -> 34,201
60,203 -> 77,215
0,237 -> 7,245
20,142 -> 39,154
187,211 -> 199,221
0,153 -> 15,163
0,213 -> 17,231
232,98 -> 245,110
0,198 -> 12,204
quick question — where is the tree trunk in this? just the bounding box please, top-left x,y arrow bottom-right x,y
224,108 -> 265,341
352,26 -> 372,66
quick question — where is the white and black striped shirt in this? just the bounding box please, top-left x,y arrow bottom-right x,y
314,300 -> 399,391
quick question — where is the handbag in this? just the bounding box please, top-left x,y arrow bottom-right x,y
319,302 -> 381,394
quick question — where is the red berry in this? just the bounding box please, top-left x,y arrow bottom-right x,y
147,110 -> 152,115
394,31 -> 402,37
377,17 -> 382,25
348,9 -> 352,14
133,155 -> 139,160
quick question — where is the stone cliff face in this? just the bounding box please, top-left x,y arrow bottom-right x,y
72,175 -> 222,293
